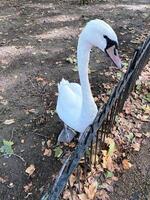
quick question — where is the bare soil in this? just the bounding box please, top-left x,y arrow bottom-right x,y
0,0 -> 150,199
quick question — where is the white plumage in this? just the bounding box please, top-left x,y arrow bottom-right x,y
57,78 -> 97,133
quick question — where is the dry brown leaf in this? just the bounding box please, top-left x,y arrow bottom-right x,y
111,176 -> 118,181
144,132 -> 150,138
43,148 -> 52,157
122,159 -> 132,170
102,150 -> 107,169
69,174 -> 76,187
63,189 -> 70,199
28,108 -> 38,114
78,193 -> 88,200
25,164 -> 35,176
24,182 -> 32,192
102,150 -> 114,172
142,105 -> 150,114
3,119 -> 15,125
134,132 -> 142,138
131,143 -> 141,151
68,142 -> 76,148
98,189 -> 110,200
107,156 -> 114,172
63,189 -> 79,200
46,140 -> 51,148
35,77 -> 45,82
84,181 -> 98,200
124,100 -> 132,114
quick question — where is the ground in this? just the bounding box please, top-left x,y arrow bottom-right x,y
0,0 -> 150,200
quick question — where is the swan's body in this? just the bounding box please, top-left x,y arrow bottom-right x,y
57,78 -> 97,133
56,19 -> 122,143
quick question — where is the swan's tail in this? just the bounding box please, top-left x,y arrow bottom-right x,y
58,78 -> 69,92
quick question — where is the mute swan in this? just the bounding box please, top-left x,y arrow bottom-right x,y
56,19 -> 122,143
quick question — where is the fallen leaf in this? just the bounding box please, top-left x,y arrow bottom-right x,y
98,189 -> 110,200
69,174 -> 76,187
63,189 -> 70,199
84,180 -> 98,199
3,119 -> 15,125
25,108 -> 38,115
134,132 -> 142,138
35,77 -> 44,82
0,177 -> 7,183
142,105 -> 150,114
102,150 -> 114,172
54,146 -> 63,158
68,142 -> 76,148
105,138 -> 116,156
24,182 -> 32,192
66,56 -> 77,64
102,150 -> 108,169
126,132 -> 134,142
131,143 -> 140,151
144,132 -> 150,138
43,148 -> 52,157
0,99 -> 8,105
111,176 -> 118,181
72,66 -> 78,72
105,171 -> 114,178
122,159 -> 132,170
25,164 -> 35,176
88,68 -> 96,74
78,193 -> 88,200
0,140 -> 14,156
116,71 -> 123,79
143,93 -> 150,102
46,140 -> 51,148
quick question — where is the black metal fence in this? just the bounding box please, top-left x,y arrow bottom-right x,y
41,36 -> 150,200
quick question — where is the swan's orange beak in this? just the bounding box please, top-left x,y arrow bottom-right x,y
106,45 -> 122,69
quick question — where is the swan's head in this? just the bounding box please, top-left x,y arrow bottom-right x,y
80,19 -> 122,68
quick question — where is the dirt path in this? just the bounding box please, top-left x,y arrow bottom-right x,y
0,0 -> 150,199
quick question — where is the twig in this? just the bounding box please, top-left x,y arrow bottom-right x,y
24,193 -> 32,199
10,127 -> 16,141
12,153 -> 26,164
0,107 -> 6,115
34,132 -> 49,139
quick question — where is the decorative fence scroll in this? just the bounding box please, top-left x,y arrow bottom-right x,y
42,36 -> 150,200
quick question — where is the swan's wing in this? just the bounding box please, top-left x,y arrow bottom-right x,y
56,79 -> 82,126
69,83 -> 82,98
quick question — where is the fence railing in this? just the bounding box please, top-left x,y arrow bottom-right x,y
41,36 -> 150,200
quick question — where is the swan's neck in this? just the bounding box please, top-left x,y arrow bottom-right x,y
77,37 -> 95,108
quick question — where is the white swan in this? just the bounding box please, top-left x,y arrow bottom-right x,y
56,19 -> 122,143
